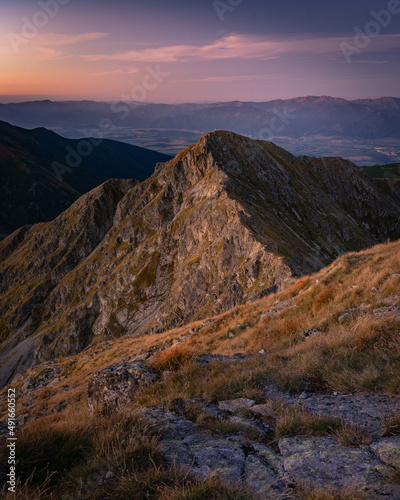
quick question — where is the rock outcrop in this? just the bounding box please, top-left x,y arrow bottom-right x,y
137,397 -> 400,499
87,360 -> 157,413
1,131 -> 400,386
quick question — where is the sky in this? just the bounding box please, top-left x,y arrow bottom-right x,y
0,0 -> 399,103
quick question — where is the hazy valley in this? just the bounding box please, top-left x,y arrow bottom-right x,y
1,96 -> 400,164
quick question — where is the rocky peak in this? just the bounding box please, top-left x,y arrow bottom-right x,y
1,131 -> 400,386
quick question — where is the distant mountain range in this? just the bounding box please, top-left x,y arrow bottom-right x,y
0,120 -> 171,238
0,96 -> 399,163
1,131 -> 400,384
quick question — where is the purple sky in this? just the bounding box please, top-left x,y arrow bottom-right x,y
1,0 -> 399,102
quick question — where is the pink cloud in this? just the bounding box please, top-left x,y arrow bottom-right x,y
81,33 -> 400,63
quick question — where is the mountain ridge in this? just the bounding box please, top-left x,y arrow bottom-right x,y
1,130 -> 400,386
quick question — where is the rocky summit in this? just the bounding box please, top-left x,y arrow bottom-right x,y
1,131 -> 400,386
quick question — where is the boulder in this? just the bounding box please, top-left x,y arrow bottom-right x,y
87,360 -> 156,413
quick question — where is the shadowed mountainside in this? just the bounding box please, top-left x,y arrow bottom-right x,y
0,120 -> 171,237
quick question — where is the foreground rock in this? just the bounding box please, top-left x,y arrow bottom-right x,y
264,385 -> 400,438
279,437 -> 400,499
87,360 -> 156,413
140,405 -> 287,497
370,437 -> 400,469
137,400 -> 400,499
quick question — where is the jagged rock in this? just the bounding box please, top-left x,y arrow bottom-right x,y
20,367 -> 61,393
338,304 -> 370,322
382,294 -> 400,306
370,437 -> 400,469
300,328 -> 322,339
279,437 -> 399,498
373,306 -> 400,320
2,131 -> 400,384
193,353 -> 248,366
218,398 -> 256,413
87,360 -> 156,413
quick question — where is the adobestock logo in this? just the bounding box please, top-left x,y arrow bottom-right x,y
341,0 -> 400,62
257,108 -> 296,142
52,64 -> 170,182
8,0 -> 71,53
213,0 -> 243,22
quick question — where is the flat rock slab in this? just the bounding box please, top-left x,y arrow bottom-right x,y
370,437 -> 400,469
140,405 -> 285,494
264,383 -> 400,438
218,398 -> 256,412
288,394 -> 400,437
140,405 -> 245,484
245,455 -> 284,496
279,436 -> 400,499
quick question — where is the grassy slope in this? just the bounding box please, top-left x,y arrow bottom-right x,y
0,238 -> 399,498
2,238 -> 399,417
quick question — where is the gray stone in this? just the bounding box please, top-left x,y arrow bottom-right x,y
370,437 -> 400,469
193,353 -> 248,366
279,437 -> 399,498
245,455 -> 284,495
250,404 -> 278,421
283,392 -> 400,437
202,320 -> 214,327
373,306 -> 400,320
218,398 -> 256,412
139,406 -> 245,484
87,360 -> 157,413
250,442 -> 283,473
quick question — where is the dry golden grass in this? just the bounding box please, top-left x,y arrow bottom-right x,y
382,413 -> 400,437
294,483 -> 367,500
270,401 -> 345,439
1,239 -> 399,445
149,345 -> 193,373
0,407 -> 255,499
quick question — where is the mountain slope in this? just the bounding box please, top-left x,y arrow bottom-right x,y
0,120 -> 171,237
0,131 -> 400,386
